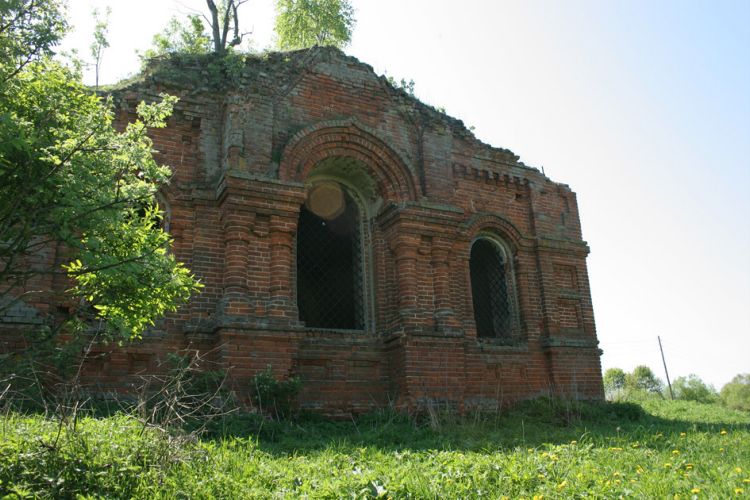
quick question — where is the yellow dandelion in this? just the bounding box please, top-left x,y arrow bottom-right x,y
683,473 -> 690,478
615,479 -> 622,484
686,464 -> 694,470
533,495 -> 544,500
664,463 -> 673,469
736,467 -> 743,473
691,487 -> 701,493
632,443 -> 640,449
557,480 -> 568,490
570,440 -> 577,445
613,472 -> 621,477
631,479 -> 637,483
721,430 -> 728,435
735,488 -> 744,495
680,432 -> 687,437
744,479 -> 750,484
674,494 -> 681,500
609,447 -> 623,452
538,473 -> 545,480
720,448 -> 725,452
672,450 -> 680,455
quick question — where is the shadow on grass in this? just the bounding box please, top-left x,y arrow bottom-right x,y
198,398 -> 750,456
5,395 -> 747,457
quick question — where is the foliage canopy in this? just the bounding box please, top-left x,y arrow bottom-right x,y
626,365 -> 664,395
672,374 -> 718,404
0,0 -> 200,339
140,15 -> 212,61
274,0 -> 355,50
720,373 -> 750,411
603,367 -> 626,392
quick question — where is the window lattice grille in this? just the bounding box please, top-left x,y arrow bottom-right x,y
296,189 -> 364,329
470,239 -> 512,338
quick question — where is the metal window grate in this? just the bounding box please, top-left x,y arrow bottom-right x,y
296,188 -> 364,329
470,239 -> 511,338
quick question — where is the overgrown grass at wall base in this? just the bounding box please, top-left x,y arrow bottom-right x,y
1,399 -> 748,498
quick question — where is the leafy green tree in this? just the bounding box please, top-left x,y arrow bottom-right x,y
274,0 -> 355,50
625,365 -> 664,395
603,367 -> 626,399
672,374 -> 718,404
141,1 -> 250,60
0,0 -> 200,340
89,7 -> 110,88
720,374 -> 750,411
0,0 -> 67,82
141,15 -> 212,61
206,0 -> 250,54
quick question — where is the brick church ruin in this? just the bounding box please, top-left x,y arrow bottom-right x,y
2,47 -> 603,414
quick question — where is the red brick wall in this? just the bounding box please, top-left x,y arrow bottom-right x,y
1,48 -> 603,414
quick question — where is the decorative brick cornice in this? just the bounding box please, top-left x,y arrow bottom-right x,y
535,237 -> 591,256
542,336 -> 599,349
452,162 -> 531,189
377,201 -> 464,235
216,171 -> 305,214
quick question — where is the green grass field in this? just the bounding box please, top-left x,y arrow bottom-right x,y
1,399 -> 749,498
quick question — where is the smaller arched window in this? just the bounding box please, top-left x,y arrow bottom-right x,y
469,237 -> 520,340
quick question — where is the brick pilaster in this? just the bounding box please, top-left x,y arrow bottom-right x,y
267,215 -> 298,323
391,234 -> 420,329
219,207 -> 253,318
432,238 -> 460,334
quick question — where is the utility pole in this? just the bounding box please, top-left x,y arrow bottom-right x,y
658,336 -> 674,400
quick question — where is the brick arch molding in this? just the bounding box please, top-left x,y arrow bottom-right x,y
278,119 -> 419,203
460,213 -> 531,253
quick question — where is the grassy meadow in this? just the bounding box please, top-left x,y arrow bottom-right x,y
1,398 -> 749,498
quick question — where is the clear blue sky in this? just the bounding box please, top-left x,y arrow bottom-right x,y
60,0 -> 750,389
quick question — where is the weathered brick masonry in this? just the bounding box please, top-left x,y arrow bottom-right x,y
2,47 -> 603,414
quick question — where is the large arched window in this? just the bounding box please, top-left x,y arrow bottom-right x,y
469,237 -> 519,339
296,181 -> 364,330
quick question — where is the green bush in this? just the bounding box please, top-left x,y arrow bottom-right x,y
672,374 -> 718,404
720,373 -> 750,411
604,366 -> 666,402
250,366 -> 302,419
603,367 -> 626,400
625,365 -> 664,395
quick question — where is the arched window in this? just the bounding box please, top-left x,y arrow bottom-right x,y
469,237 -> 519,339
296,181 -> 364,330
